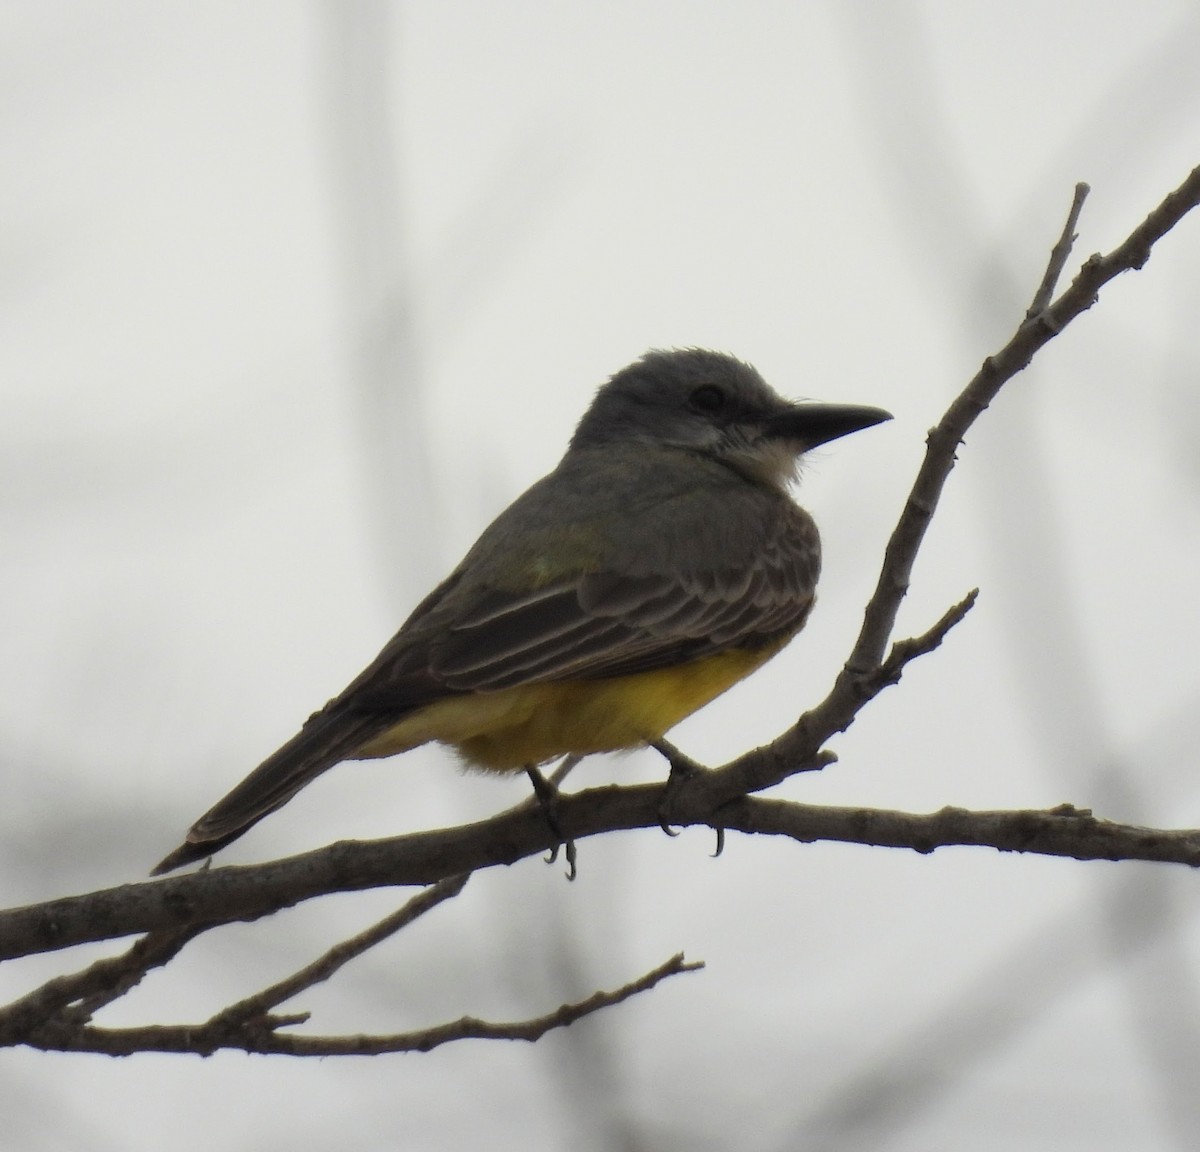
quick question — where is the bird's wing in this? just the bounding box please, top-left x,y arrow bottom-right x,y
409,499 -> 821,692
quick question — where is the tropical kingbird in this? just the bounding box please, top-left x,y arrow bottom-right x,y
153,348 -> 889,874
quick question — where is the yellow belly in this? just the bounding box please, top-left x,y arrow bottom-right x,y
355,640 -> 788,772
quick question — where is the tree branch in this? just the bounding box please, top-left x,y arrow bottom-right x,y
20,951 -> 703,1057
0,925 -> 206,1046
1025,181 -> 1089,318
664,162 -> 1200,811
717,797 -> 1200,865
6,778 -> 1200,973
205,873 -> 470,1035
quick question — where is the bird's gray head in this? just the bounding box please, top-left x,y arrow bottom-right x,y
569,348 -> 891,490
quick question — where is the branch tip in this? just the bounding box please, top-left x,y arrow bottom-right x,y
1026,181 -> 1091,319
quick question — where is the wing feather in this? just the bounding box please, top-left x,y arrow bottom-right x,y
421,502 -> 819,691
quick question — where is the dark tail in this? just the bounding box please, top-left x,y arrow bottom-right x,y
151,707 -> 394,875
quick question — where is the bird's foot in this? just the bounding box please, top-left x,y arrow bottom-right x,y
651,739 -> 725,857
525,765 -> 578,881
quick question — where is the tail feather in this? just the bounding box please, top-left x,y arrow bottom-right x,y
151,708 -> 394,875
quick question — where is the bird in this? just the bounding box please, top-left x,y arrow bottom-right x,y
153,348 -> 890,874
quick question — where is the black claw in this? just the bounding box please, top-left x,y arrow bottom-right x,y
526,765 -> 577,881
711,827 -> 725,858
563,838 -> 577,882
652,738 -> 710,838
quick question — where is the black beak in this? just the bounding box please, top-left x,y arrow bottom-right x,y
764,402 -> 893,450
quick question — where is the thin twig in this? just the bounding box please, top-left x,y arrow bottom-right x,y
690,164 -> 1200,809
715,797 -> 1200,866
207,874 -> 470,1032
1025,182 -> 1090,320
874,588 -> 981,687
24,952 -> 703,1057
847,163 -> 1200,685
0,925 -> 206,1046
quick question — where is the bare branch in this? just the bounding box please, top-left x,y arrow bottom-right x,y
854,165 -> 1199,680
676,163 -> 1200,811
22,952 -> 703,1057
0,810 -> 559,962
716,797 -> 1200,866
7,775 -> 1200,977
207,873 -> 470,1032
866,588 -> 980,695
0,882 -> 473,1048
0,925 -> 206,1047
1025,182 -> 1090,319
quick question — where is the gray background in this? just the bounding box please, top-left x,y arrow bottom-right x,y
3,2 -> 1200,1149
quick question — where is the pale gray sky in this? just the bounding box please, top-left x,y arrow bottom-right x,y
3,3 -> 1200,1150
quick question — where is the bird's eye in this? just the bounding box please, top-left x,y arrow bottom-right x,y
688,384 -> 727,415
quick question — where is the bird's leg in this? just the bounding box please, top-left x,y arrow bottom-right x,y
653,737 -> 707,782
525,762 -> 578,881
651,739 -> 724,856
546,752 -> 584,790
